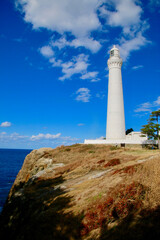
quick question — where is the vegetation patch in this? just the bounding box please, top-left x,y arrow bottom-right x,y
112,164 -> 139,175
79,144 -> 95,153
65,148 -> 71,152
88,150 -> 95,153
80,182 -> 146,236
104,158 -> 120,167
110,146 -> 119,151
97,159 -> 105,164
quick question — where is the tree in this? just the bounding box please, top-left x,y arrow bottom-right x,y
126,128 -> 134,135
141,109 -> 160,149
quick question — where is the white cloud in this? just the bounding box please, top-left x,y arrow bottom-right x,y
134,96 -> 160,113
90,79 -> 101,82
132,65 -> 144,70
16,0 -> 102,55
31,133 -> 61,141
45,52 -> 99,81
70,37 -> 101,53
49,54 -> 89,80
134,102 -> 152,113
99,1 -> 150,61
61,136 -> 79,141
16,0 -> 151,75
0,131 -> 80,147
49,54 -> 99,81
49,58 -> 62,67
59,54 -> 89,81
75,88 -> 91,102
80,71 -> 98,80
51,36 -> 101,53
154,96 -> 160,106
80,71 -> 100,82
51,36 -> 68,49
118,33 -> 150,61
16,0 -> 100,38
0,132 -> 28,141
0,121 -> 12,127
10,132 -> 28,140
100,0 -> 142,34
39,45 -> 54,58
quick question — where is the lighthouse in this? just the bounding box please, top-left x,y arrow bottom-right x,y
106,45 -> 125,139
84,45 -> 149,145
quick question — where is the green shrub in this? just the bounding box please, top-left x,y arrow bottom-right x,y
65,148 -> 71,152
88,150 -> 95,153
110,145 -> 119,151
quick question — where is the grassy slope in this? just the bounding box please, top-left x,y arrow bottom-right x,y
0,144 -> 160,240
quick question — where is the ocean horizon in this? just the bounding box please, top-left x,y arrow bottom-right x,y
0,148 -> 32,213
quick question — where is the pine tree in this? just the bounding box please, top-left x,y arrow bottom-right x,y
141,110 -> 160,149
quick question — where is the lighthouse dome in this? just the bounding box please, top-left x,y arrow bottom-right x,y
110,45 -> 120,58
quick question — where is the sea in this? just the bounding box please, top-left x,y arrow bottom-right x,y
0,148 -> 32,213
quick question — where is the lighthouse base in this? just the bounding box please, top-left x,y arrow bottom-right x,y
84,138 -> 156,145
84,132 -> 155,145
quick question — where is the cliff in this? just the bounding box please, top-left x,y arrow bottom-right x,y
0,144 -> 160,240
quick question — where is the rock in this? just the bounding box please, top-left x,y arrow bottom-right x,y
88,169 -> 112,179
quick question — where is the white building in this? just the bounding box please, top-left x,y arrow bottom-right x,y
84,46 -> 150,146
106,45 -> 125,139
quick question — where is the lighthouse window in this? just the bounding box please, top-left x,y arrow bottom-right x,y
111,50 -> 114,56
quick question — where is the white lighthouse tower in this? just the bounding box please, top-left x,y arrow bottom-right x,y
106,45 -> 125,139
84,46 -> 149,145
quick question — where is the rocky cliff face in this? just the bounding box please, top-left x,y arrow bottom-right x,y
0,144 -> 160,240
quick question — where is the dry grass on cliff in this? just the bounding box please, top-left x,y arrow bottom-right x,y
132,157 -> 160,208
3,144 -> 160,240
78,153 -> 160,239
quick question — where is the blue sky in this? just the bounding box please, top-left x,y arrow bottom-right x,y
0,0 -> 160,149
